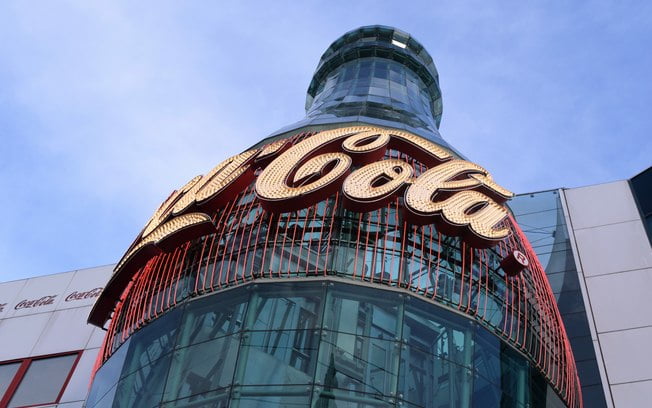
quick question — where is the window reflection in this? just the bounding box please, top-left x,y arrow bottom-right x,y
90,281 -> 574,408
240,330 -> 318,386
316,332 -> 399,399
164,335 -> 239,403
175,292 -> 247,348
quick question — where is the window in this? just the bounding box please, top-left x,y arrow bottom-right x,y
0,352 -> 81,408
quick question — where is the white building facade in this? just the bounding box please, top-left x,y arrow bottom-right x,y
0,266 -> 111,407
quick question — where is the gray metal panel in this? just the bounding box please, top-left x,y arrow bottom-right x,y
31,307 -> 97,356
60,349 -> 101,404
599,326 -> 652,385
86,324 -> 106,349
9,271 -> 76,318
0,312 -> 51,360
573,220 -> 652,277
56,266 -> 112,312
565,181 -> 642,230
0,279 -> 28,319
585,268 -> 652,333
611,380 -> 652,408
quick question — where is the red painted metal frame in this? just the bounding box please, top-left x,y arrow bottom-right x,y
0,351 -> 82,408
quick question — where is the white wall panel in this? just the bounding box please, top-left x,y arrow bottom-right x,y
86,326 -> 106,350
585,268 -> 652,333
599,326 -> 652,385
60,349 -> 100,404
0,312 -> 51,360
565,181 -> 641,229
611,380 -> 652,408
573,220 -> 652,277
0,279 -> 27,319
31,307 -> 96,356
57,266 -> 112,312
9,271 -> 75,318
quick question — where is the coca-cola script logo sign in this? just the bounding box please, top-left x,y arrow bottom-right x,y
65,287 -> 103,302
15,295 -> 57,310
116,126 -> 514,280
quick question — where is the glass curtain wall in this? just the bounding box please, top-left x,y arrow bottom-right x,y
88,281 -> 567,408
510,190 -> 607,407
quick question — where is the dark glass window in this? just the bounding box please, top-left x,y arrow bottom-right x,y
630,166 -> 652,244
9,354 -> 79,407
250,283 -> 323,332
316,331 -> 399,400
324,283 -> 401,339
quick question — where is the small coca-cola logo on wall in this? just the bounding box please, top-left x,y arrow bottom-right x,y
65,287 -> 103,302
15,295 -> 57,310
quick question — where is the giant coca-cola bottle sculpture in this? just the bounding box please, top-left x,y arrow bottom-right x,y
87,26 -> 581,408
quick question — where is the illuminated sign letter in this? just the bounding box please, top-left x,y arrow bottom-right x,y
343,160 -> 413,212
256,127 -> 381,212
404,160 -> 513,247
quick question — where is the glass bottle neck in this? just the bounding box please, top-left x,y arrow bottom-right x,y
306,58 -> 441,137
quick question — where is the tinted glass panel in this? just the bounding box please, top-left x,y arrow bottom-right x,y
251,285 -> 322,332
399,349 -> 470,408
86,339 -> 131,408
162,388 -> 230,408
630,166 -> 652,244
121,306 -> 181,377
403,298 -> 473,368
630,166 -> 652,215
316,331 -> 399,398
8,354 -> 77,407
113,352 -> 172,408
164,334 -> 239,403
324,284 -> 401,339
0,362 -> 20,399
176,292 -> 248,348
240,330 -> 318,386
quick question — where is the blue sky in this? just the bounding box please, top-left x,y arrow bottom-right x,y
1,1 -> 650,281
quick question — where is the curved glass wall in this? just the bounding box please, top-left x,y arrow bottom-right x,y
88,281 -> 568,408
